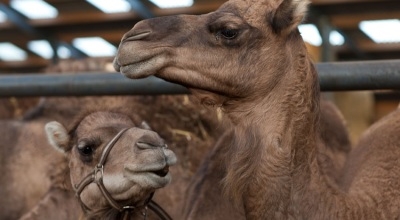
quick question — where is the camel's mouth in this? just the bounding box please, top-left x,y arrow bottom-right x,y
151,165 -> 169,177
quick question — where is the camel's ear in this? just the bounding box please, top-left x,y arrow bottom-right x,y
45,121 -> 70,153
139,121 -> 153,131
271,0 -> 310,34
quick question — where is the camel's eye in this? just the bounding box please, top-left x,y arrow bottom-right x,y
77,142 -> 95,156
219,28 -> 238,39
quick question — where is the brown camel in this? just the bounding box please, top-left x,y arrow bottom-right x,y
114,0 -> 400,219
21,109 -> 177,220
0,58 -> 222,219
14,57 -> 350,219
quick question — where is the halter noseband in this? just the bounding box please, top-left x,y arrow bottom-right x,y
73,127 -> 172,220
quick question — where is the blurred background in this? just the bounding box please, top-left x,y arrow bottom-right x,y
0,0 -> 400,144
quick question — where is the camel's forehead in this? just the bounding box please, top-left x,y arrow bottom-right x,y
76,112 -> 134,134
218,0 -> 280,25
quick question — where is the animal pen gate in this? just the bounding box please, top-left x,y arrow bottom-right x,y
0,59 -> 400,97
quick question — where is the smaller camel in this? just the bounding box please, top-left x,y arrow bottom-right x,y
21,110 -> 177,220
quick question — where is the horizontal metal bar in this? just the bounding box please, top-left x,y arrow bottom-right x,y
0,60 -> 400,97
317,59 -> 400,91
0,74 -> 189,97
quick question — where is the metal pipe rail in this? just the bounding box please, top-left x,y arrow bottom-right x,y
0,60 -> 400,97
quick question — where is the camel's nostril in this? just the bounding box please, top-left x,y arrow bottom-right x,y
136,142 -> 158,149
124,31 -> 151,42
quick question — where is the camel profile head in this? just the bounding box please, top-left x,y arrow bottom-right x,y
114,0 -> 310,107
45,111 -> 177,215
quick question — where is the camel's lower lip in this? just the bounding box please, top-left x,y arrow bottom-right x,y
150,166 -> 169,177
118,60 -> 159,79
118,54 -> 157,71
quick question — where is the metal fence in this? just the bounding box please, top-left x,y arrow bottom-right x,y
1,60 -> 400,97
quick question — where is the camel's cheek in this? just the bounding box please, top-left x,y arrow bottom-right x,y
80,184 -> 109,209
68,158 -> 87,189
102,173 -> 145,200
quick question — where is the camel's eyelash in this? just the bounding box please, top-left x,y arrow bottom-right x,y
76,137 -> 102,163
77,137 -> 101,149
217,28 -> 239,40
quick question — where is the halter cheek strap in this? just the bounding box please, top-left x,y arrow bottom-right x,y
74,128 -> 130,212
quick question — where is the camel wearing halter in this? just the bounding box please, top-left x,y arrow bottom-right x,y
21,109 -> 177,220
114,0 -> 400,219
0,57 -> 223,219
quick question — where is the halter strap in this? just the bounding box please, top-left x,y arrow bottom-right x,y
74,127 -> 130,213
148,200 -> 173,220
98,128 -> 129,166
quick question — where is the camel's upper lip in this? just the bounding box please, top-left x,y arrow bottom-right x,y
115,50 -> 158,70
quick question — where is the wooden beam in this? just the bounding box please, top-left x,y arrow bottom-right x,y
54,29 -> 127,44
28,12 -> 139,27
337,40 -> 400,53
0,56 -> 49,71
0,2 -> 222,30
331,11 -> 400,29
0,3 -> 40,35
152,2 -> 223,15
125,0 -> 154,18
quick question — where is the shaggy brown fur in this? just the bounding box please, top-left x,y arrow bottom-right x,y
182,99 -> 351,219
114,0 -> 400,219
0,119 -> 65,220
0,97 -> 39,119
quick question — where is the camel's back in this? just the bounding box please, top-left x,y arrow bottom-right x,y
341,107 -> 400,217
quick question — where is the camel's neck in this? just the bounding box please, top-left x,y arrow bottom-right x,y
223,49 -> 325,219
83,208 -> 147,220
82,196 -> 151,220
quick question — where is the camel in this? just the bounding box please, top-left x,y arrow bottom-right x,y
6,56 -> 352,220
114,0 -> 400,218
0,57 -> 223,219
21,109 -> 177,220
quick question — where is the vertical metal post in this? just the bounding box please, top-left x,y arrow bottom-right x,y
316,15 -> 335,62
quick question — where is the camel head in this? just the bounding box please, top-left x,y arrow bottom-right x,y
114,0 -> 310,107
44,111 -> 177,215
